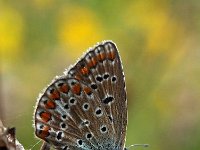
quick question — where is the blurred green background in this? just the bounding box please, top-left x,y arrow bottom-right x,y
1,0 -> 200,149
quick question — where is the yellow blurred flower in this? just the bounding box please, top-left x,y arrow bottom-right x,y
124,0 -> 185,55
0,5 -> 24,58
57,5 -> 104,58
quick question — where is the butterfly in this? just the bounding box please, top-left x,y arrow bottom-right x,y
34,41 -> 127,150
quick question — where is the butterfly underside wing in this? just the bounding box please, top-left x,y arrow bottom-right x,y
34,41 -> 127,150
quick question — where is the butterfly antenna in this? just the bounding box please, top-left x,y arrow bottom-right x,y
126,144 -> 149,149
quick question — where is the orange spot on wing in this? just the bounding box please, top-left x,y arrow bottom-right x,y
92,57 -> 97,65
38,126 -> 50,139
87,57 -> 97,68
75,74 -> 82,80
59,84 -> 69,93
72,83 -> 81,95
40,112 -> 51,122
108,51 -> 116,60
97,52 -> 106,62
45,100 -> 56,109
100,52 -> 106,61
81,66 -> 89,75
84,87 -> 92,95
97,55 -> 101,61
87,61 -> 93,68
49,89 -> 60,100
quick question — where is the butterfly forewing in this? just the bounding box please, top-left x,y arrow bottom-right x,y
34,41 -> 127,150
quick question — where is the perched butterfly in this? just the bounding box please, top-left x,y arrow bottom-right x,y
34,41 -> 128,150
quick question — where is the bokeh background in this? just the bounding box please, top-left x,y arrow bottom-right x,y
1,0 -> 200,149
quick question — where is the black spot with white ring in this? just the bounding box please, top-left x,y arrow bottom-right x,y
86,133 -> 93,140
60,122 -> 67,129
77,139 -> 83,146
103,73 -> 109,80
111,76 -> 117,82
82,103 -> 90,111
62,115 -> 67,120
95,107 -> 103,117
100,125 -> 107,133
91,83 -> 97,90
103,96 -> 114,105
69,97 -> 76,105
56,131 -> 63,141
96,76 -> 103,82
